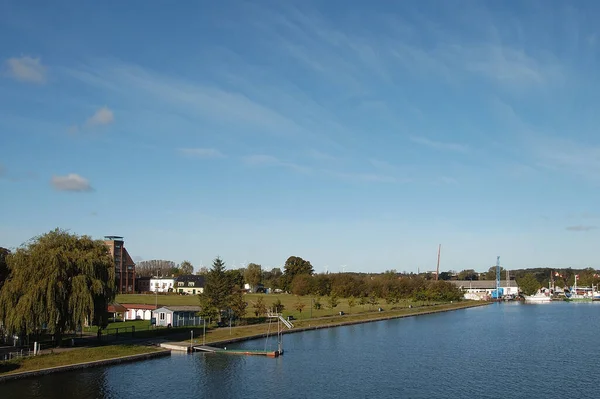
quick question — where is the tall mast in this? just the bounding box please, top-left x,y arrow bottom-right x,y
436,244 -> 441,281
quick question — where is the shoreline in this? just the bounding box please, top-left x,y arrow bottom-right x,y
1,301 -> 487,381
0,349 -> 170,383
174,301 -> 490,349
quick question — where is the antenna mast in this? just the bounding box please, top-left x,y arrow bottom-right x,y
436,244 -> 441,281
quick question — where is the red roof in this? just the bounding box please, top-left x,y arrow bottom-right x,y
120,303 -> 158,310
108,303 -> 127,313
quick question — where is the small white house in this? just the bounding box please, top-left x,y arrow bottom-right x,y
122,304 -> 157,321
149,277 -> 176,293
152,306 -> 203,327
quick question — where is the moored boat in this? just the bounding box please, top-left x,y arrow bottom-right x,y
524,291 -> 552,303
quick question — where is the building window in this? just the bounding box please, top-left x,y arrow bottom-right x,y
160,313 -> 165,320
178,282 -> 184,287
189,282 -> 195,287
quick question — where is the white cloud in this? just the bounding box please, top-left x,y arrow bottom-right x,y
86,106 -> 114,126
51,174 -> 93,192
566,225 -> 597,232
410,136 -> 469,152
5,56 -> 46,83
179,148 -> 224,159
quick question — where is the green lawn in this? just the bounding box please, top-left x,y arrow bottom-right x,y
0,345 -> 163,375
116,293 -> 446,321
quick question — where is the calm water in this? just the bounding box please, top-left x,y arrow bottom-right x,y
3,302 -> 600,398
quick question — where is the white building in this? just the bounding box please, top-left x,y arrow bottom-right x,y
149,277 -> 176,293
449,280 -> 520,300
121,304 -> 157,321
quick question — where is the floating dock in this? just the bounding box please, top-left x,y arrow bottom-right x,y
193,345 -> 281,357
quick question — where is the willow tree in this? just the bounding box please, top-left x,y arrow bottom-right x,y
0,229 -> 116,345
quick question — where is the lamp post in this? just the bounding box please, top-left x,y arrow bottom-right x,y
190,330 -> 193,349
203,318 -> 206,345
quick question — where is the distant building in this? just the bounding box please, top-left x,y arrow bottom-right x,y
149,277 -> 176,293
449,280 -> 519,300
152,306 -> 203,327
104,236 -> 136,294
175,275 -> 205,295
136,276 -> 151,293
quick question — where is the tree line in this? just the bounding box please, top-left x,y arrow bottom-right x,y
135,259 -> 194,277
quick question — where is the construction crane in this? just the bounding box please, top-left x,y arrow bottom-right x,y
495,256 -> 501,299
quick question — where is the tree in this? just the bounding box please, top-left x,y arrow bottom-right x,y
0,229 -> 115,346
484,266 -> 506,281
358,295 -> 367,309
244,263 -> 262,288
198,257 -> 233,321
225,269 -> 244,290
518,273 -> 541,296
291,274 -> 313,296
263,267 -> 283,289
283,256 -> 314,290
135,260 -> 177,277
294,299 -> 306,315
347,296 -> 356,312
196,266 -> 209,275
438,272 -> 452,281
229,290 -> 247,321
0,247 -> 9,289
253,296 -> 267,317
327,295 -> 339,315
313,297 -> 322,310
368,295 -> 379,309
179,260 -> 194,275
272,298 -> 284,313
458,269 -> 479,281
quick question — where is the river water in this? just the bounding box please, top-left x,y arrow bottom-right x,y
2,302 -> 599,398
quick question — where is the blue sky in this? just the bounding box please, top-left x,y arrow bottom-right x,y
1,1 -> 599,273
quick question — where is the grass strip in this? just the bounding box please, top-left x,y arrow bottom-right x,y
0,345 -> 162,376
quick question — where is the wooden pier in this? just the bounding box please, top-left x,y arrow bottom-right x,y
193,345 -> 281,357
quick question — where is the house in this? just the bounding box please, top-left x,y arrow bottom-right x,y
121,304 -> 157,321
152,306 -> 203,327
135,276 -> 151,293
175,275 -> 205,295
149,277 -> 176,293
449,280 -> 520,300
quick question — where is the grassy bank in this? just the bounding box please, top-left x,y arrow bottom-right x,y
0,345 -> 163,376
116,293 -> 450,320
191,301 -> 487,345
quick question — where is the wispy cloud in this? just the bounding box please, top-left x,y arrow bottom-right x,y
51,174 -> 93,192
4,56 -> 46,83
566,225 -> 597,232
533,137 -> 600,180
85,106 -> 114,127
179,148 -> 224,159
325,170 -> 401,183
409,136 -> 469,152
242,154 -> 310,173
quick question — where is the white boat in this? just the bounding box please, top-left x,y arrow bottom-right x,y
524,292 -> 552,303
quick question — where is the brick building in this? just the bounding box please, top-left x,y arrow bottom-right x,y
104,236 -> 136,294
